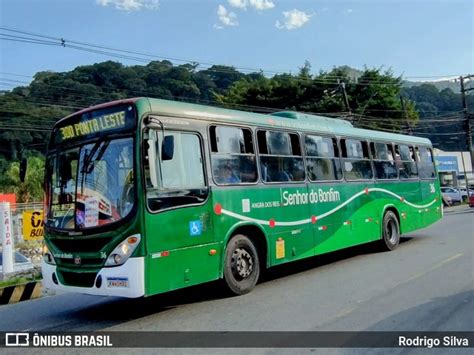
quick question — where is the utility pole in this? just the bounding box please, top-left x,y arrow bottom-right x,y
337,79 -> 352,119
460,75 -> 474,172
400,96 -> 412,135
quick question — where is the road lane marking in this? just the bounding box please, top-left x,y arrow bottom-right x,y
404,253 -> 464,283
322,253 -> 465,326
331,306 -> 358,321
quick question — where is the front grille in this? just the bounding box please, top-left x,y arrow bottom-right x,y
59,271 -> 98,288
57,258 -> 104,267
50,237 -> 112,253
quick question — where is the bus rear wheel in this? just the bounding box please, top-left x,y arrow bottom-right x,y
223,234 -> 260,295
380,210 -> 400,251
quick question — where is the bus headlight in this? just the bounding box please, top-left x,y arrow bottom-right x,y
105,234 -> 141,267
42,243 -> 56,265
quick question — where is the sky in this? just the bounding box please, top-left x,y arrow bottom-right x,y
0,0 -> 473,85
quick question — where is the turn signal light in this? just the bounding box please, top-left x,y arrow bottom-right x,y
127,236 -> 138,244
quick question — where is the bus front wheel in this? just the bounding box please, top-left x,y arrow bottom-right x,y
380,210 -> 400,251
223,234 -> 260,295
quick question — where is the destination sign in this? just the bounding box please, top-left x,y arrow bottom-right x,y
53,105 -> 136,144
59,111 -> 126,141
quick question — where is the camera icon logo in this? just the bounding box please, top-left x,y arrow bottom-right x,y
5,333 -> 29,347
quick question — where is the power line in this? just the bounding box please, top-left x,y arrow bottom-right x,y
0,75 -> 286,113
0,93 -> 465,130
1,105 -> 465,138
0,73 -> 466,122
0,71 -> 33,78
0,129 -> 51,133
411,122 -> 463,130
0,72 -> 466,121
0,36 -> 61,47
0,35 -> 468,131
414,131 -> 466,136
0,26 -> 465,84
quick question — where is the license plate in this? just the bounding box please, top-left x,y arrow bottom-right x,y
106,277 -> 129,288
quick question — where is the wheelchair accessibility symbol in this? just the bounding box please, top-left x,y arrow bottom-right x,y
189,220 -> 202,236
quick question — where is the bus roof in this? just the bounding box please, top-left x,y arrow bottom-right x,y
136,97 -> 432,146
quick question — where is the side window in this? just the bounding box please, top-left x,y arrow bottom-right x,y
210,126 -> 257,185
305,135 -> 342,181
340,138 -> 373,180
145,130 -> 207,211
395,144 -> 418,179
257,130 -> 305,182
370,142 -> 398,180
416,146 -> 436,179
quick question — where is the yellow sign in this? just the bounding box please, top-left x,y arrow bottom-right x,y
22,210 -> 44,240
276,238 -> 285,259
59,111 -> 126,141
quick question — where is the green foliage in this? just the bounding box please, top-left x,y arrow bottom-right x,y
218,66 -> 419,132
0,275 -> 42,288
2,156 -> 45,202
0,61 -> 254,162
402,84 -> 474,151
15,240 -> 42,250
0,59 -> 470,200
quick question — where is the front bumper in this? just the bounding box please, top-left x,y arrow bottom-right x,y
42,257 -> 145,298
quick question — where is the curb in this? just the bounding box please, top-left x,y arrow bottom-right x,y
0,281 -> 42,305
444,205 -> 472,214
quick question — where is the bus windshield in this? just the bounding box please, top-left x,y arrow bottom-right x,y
46,137 -> 135,230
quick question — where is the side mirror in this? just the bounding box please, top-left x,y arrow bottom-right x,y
161,135 -> 174,161
19,158 -> 27,183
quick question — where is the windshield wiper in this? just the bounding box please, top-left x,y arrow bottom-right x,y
81,139 -> 110,174
81,140 -> 102,174
80,139 -> 110,194
91,140 -> 110,172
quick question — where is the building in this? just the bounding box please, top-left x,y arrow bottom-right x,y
433,149 -> 473,187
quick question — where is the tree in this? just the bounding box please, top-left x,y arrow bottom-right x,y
348,68 -> 418,131
298,60 -> 312,79
217,64 -> 419,132
4,156 -> 45,202
199,65 -> 246,93
401,83 -> 472,150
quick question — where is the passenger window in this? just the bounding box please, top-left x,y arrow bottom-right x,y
210,126 -> 257,185
370,142 -> 398,180
416,146 -> 436,179
257,130 -> 305,182
395,144 -> 418,179
305,135 -> 342,181
340,139 -> 373,180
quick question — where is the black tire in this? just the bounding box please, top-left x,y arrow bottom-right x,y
380,210 -> 400,251
223,234 -> 260,295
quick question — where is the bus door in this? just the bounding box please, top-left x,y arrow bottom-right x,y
143,129 -> 219,294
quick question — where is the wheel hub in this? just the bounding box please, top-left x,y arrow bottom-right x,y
232,248 -> 254,279
386,219 -> 397,244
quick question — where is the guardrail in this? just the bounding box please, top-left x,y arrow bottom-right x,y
0,280 -> 42,305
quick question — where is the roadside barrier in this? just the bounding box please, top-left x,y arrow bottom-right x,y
0,281 -> 42,305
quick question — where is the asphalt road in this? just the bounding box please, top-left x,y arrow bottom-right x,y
0,206 -> 473,353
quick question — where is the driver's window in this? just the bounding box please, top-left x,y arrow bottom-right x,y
146,130 -> 207,211
161,133 -> 205,189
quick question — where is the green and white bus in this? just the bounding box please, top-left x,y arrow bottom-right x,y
42,98 -> 442,297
